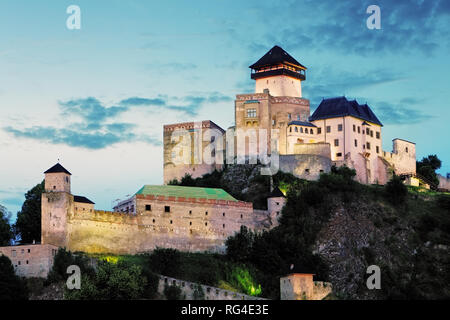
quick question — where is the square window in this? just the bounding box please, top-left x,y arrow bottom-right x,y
164,206 -> 170,213
145,204 -> 151,211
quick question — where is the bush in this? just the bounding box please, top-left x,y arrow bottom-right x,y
46,248 -> 94,284
65,260 -> 146,300
148,248 -> 181,277
164,284 -> 183,300
0,255 -> 28,300
384,175 -> 408,204
193,284 -> 205,300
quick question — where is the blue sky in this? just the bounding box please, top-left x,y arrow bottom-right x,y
1,0 -> 449,220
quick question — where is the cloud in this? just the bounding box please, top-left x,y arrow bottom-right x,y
250,0 -> 450,56
373,101 -> 433,125
3,92 -> 232,149
119,97 -> 166,106
304,67 -> 405,107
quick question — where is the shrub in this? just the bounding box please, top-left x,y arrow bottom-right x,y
384,175 -> 408,204
46,248 -> 94,284
0,255 -> 28,300
65,260 -> 146,300
148,248 -> 181,277
193,284 -> 205,300
164,284 -> 183,300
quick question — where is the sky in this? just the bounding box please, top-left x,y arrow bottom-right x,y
0,0 -> 449,221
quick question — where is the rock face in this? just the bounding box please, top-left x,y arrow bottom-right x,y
313,198 -> 449,299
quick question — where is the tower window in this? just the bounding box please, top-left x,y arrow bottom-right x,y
358,126 -> 361,133
164,206 -> 170,213
338,124 -> 343,131
366,142 -> 371,150
310,129 -> 314,134
223,212 -> 225,217
336,153 -> 342,157
354,139 -> 358,147
326,126 -> 331,133
295,127 -> 298,132
297,115 -> 300,120
288,113 -> 292,120
289,127 -> 292,132
376,132 -> 380,139
300,127 -> 303,133
334,139 -> 339,147
317,127 -> 322,134
376,146 -> 380,153
406,147 -> 408,153
353,124 -> 356,132
366,128 -> 370,135
145,204 -> 151,211
246,108 -> 257,118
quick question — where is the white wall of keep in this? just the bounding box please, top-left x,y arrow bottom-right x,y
255,76 -> 302,97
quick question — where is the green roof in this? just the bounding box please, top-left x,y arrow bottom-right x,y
136,185 -> 238,201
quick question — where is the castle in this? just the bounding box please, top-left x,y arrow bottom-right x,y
1,46 -> 441,297
164,45 -> 419,186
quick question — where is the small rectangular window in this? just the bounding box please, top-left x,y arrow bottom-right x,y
366,128 -> 370,135
353,124 -> 356,132
338,124 -> 343,131
354,139 -> 358,147
317,127 -> 322,134
367,142 -> 371,150
326,126 -> 331,133
334,139 -> 339,147
164,206 -> 170,213
376,146 -> 380,153
246,108 -> 257,118
376,132 -> 380,139
145,205 -> 151,211
358,126 -> 361,133
336,153 -> 342,157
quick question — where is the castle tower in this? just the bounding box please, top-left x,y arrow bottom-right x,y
250,45 -> 307,97
267,187 -> 286,227
41,163 -> 73,247
235,46 -> 310,156
44,163 -> 71,193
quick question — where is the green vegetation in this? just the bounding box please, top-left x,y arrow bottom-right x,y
163,283 -> 184,300
416,154 -> 442,188
14,181 -> 44,244
0,255 -> 28,300
0,204 -> 13,246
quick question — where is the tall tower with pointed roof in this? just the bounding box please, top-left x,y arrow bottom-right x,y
250,45 -> 307,97
234,45 -> 310,156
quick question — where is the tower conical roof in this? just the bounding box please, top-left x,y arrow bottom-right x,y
249,45 -> 306,69
44,163 -> 72,175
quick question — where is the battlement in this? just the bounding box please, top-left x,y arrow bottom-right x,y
235,93 -> 309,106
164,120 -> 225,132
136,194 -> 253,208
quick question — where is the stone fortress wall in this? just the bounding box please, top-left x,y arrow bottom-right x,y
0,244 -> 58,278
158,275 -> 267,300
42,174 -> 280,255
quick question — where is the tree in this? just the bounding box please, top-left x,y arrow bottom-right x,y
0,204 -> 13,246
65,260 -> 146,300
0,255 -> 28,300
14,181 -> 44,244
417,155 -> 441,187
385,175 -> 408,204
